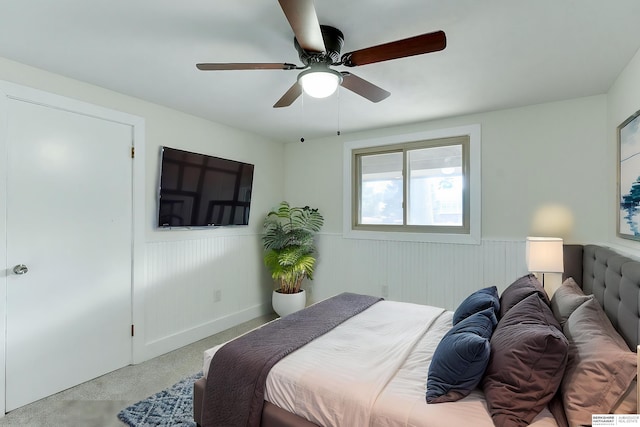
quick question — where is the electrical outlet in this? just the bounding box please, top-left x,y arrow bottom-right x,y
214,290 -> 222,302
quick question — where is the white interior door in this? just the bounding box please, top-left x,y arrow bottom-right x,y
5,98 -> 133,411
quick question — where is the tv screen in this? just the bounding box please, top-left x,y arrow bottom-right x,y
157,147 -> 254,227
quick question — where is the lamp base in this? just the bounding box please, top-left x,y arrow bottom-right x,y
535,272 -> 563,299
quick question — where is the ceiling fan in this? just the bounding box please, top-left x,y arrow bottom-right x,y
196,0 -> 446,108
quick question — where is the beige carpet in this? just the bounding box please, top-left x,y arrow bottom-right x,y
0,314 -> 276,427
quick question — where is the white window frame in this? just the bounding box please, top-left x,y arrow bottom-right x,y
343,124 -> 481,244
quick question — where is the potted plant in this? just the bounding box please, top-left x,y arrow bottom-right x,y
262,201 -> 324,316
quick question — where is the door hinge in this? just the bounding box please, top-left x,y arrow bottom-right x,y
131,147 -> 135,158
131,325 -> 135,337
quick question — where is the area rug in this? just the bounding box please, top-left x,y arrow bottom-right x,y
117,371 -> 203,427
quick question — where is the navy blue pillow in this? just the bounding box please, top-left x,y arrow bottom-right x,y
452,286 -> 500,325
426,307 -> 498,403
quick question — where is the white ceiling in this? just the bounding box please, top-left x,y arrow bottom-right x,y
1,1 -> 640,142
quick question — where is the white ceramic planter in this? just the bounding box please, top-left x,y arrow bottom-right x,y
272,289 -> 306,317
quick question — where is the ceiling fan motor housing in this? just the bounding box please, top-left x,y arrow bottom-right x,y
295,25 -> 344,65
195,0 -> 446,108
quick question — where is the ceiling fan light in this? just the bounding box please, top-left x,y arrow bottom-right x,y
298,69 -> 343,98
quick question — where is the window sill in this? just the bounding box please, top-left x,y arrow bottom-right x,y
342,228 -> 480,244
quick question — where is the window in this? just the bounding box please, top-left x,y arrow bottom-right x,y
343,125 -> 480,244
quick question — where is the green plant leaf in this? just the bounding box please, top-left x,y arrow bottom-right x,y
262,201 -> 324,292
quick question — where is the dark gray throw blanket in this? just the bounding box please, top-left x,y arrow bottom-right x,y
201,292 -> 383,427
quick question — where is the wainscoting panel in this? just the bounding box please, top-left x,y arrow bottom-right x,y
143,234 -> 271,359
309,235 -> 528,310
142,234 -> 529,360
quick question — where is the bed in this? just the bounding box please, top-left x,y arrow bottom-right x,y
193,244 -> 640,427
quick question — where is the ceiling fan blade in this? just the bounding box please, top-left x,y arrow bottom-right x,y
341,30 -> 446,67
277,0 -> 325,53
196,63 -> 298,71
273,82 -> 303,108
340,72 -> 390,103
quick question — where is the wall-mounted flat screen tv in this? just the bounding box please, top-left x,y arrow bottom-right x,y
157,147 -> 254,228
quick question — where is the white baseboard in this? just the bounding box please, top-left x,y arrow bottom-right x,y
139,302 -> 272,362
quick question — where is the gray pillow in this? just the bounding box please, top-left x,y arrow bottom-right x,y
561,298 -> 637,427
550,277 -> 592,327
499,274 -> 549,318
482,293 -> 568,427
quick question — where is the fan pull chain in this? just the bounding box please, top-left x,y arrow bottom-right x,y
336,87 -> 341,136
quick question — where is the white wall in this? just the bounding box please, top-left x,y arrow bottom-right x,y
607,47 -> 640,256
0,57 -> 285,361
1,41 -> 638,362
285,95 -> 609,308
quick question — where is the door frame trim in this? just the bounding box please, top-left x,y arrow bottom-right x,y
0,80 -> 146,415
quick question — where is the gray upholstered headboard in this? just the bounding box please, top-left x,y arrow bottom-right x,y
563,244 -> 640,351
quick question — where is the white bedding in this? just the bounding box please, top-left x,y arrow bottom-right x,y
264,301 -> 445,426
368,308 -> 558,427
203,300 -> 559,427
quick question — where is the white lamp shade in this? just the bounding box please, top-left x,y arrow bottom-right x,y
526,237 -> 564,273
298,69 -> 342,98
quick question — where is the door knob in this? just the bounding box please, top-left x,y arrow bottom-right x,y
13,264 -> 28,275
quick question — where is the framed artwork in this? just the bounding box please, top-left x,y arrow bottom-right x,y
618,109 -> 640,240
